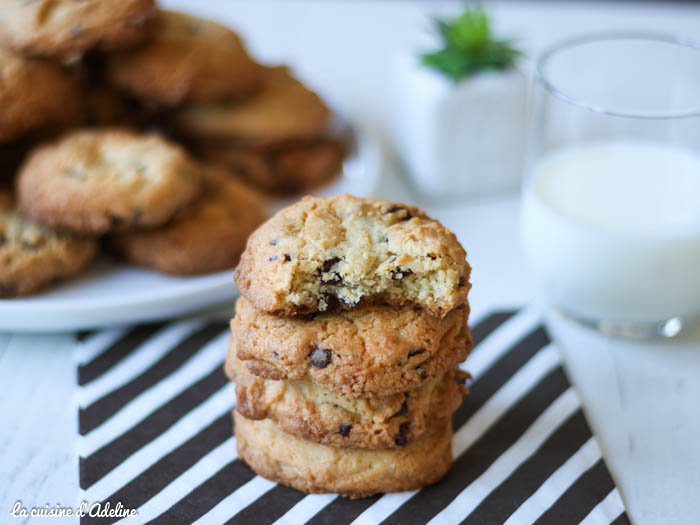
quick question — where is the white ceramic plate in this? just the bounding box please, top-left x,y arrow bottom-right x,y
0,123 -> 384,332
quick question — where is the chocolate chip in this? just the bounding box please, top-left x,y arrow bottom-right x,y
391,268 -> 413,281
309,348 -> 332,368
338,424 -> 352,436
395,423 -> 410,446
322,257 -> 342,272
456,304 -> 466,310
268,255 -> 278,262
321,293 -> 340,310
408,348 -> 426,358
385,205 -> 412,221
380,236 -> 388,243
415,365 -> 427,379
283,254 -> 291,262
392,400 -> 408,418
457,279 -> 467,288
319,257 -> 343,285
269,239 -> 278,246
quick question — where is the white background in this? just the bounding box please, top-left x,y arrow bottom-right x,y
2,1 -> 700,523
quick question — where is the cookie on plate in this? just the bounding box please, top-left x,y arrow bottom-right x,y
228,348 -> 467,449
105,10 -> 261,107
197,138 -> 344,195
17,129 -> 202,234
0,189 -> 97,297
0,48 -> 83,142
234,194 -> 471,318
109,166 -> 267,275
169,66 -> 331,148
235,412 -> 453,498
231,296 -> 471,397
0,0 -> 158,60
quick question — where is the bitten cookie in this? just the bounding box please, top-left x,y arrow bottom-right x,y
109,166 -> 267,275
235,412 -> 453,498
228,348 -> 467,449
105,10 -> 261,106
17,129 -> 202,234
169,66 -> 331,148
234,194 -> 471,317
231,296 -> 471,397
197,139 -> 344,195
0,190 -> 97,297
0,48 -> 82,142
0,0 -> 158,60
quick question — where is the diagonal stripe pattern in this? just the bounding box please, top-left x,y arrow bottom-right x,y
76,310 -> 630,525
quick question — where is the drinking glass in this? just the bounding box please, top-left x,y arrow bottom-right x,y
521,33 -> 700,338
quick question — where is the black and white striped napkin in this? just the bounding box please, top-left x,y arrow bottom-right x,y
75,308 -> 630,524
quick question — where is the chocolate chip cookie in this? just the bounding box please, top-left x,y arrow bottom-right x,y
17,129 -> 202,234
196,138 -> 344,195
0,48 -> 83,142
105,10 -> 261,106
234,194 -> 471,317
109,166 -> 267,275
0,189 -> 97,297
0,0 -> 158,60
168,66 -> 331,148
228,347 -> 467,449
235,412 -> 453,498
231,296 -> 471,397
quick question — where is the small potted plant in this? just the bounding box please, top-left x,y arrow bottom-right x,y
392,6 -> 526,198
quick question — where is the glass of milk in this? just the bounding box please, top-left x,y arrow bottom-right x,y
521,33 -> 700,337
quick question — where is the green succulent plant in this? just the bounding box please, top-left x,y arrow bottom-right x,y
421,6 -> 521,82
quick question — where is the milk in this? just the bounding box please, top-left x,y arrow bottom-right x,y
521,141 -> 700,324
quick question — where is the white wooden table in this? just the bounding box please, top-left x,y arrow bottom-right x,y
3,2 -> 700,523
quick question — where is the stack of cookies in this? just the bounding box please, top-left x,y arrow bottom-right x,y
0,0 -> 345,297
100,10 -> 345,195
226,194 -> 473,497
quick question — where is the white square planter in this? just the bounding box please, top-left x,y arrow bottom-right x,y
392,55 -> 527,199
